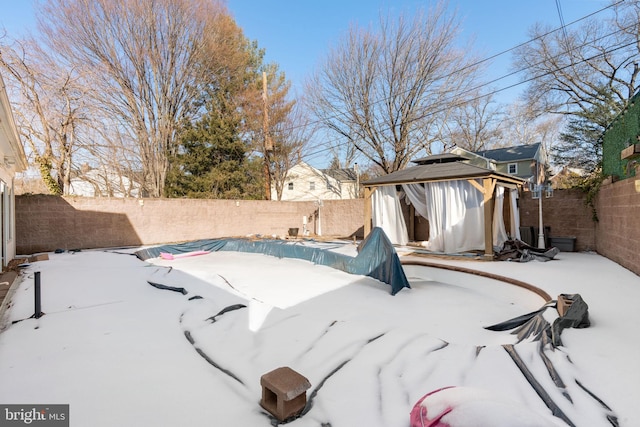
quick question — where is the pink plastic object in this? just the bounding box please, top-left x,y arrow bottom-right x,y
410,387 -> 454,427
159,250 -> 209,260
410,386 -> 559,427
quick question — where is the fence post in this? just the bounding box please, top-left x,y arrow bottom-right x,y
34,271 -> 42,319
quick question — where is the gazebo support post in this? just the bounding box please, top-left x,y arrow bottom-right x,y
408,204 -> 415,241
483,178 -> 495,260
363,186 -> 374,238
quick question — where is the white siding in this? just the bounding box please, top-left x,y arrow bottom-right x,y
273,162 -> 357,201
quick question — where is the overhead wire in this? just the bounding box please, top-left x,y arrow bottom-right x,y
556,0 -> 575,61
555,0 -> 570,45
300,5 -> 632,164
303,38 -> 637,165
284,1 -> 627,165
305,0 -> 621,136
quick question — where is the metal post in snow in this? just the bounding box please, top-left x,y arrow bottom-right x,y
537,192 -> 545,249
34,271 -> 42,319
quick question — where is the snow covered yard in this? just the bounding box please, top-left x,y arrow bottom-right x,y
0,245 -> 637,426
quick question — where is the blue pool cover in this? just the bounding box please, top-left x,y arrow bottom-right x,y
134,227 -> 410,295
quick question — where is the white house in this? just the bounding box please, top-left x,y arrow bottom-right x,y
0,73 -> 28,266
68,167 -> 142,197
273,161 -> 358,201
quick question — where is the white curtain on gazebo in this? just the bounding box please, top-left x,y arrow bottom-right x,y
402,183 -> 429,218
372,185 -> 408,245
403,180 -> 484,253
492,185 -> 522,249
493,186 -> 509,250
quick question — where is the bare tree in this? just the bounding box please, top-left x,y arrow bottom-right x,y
270,101 -> 313,201
240,62 -> 308,201
262,67 -> 303,201
492,102 -> 563,151
305,2 -> 482,174
513,1 -> 640,119
72,120 -> 142,197
438,90 -> 504,152
0,37 -> 86,195
37,0 -> 238,197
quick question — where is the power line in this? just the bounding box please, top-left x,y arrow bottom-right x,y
301,19 -> 636,165
296,0 -> 621,137
556,0 -> 569,42
298,1 -> 628,165
555,0 -> 574,59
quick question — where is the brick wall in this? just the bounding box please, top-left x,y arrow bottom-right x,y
519,188 -> 596,252
594,178 -> 640,275
15,183 -> 640,278
16,196 -> 364,254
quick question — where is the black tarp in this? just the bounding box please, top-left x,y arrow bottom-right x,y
485,294 -> 590,348
135,227 -> 411,295
495,239 -> 560,262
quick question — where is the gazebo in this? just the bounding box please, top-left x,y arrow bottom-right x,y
362,154 -> 525,259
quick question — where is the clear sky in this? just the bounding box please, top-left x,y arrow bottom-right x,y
1,0 -> 611,100
226,0 -> 611,99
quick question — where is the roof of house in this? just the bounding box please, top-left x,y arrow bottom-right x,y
0,73 -> 28,172
363,157 -> 525,186
474,143 -> 541,163
411,153 -> 469,165
321,168 -> 357,181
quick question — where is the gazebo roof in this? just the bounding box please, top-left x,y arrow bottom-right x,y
363,160 -> 525,186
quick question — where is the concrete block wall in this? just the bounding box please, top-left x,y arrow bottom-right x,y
16,195 -> 364,254
518,188 -> 596,251
595,178 -> 640,275
14,184 -> 640,278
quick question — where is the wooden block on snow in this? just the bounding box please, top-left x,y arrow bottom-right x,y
260,367 -> 311,421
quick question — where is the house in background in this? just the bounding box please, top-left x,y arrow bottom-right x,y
450,143 -> 548,183
550,166 -> 586,189
273,161 -> 358,201
68,166 -> 142,197
0,73 -> 28,266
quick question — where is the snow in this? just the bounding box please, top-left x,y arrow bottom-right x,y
0,243 -> 638,426
410,386 -> 560,427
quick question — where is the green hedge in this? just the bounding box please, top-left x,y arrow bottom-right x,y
602,97 -> 639,179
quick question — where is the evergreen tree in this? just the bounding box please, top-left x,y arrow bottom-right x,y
554,89 -> 622,173
165,33 -> 266,199
165,108 -> 263,199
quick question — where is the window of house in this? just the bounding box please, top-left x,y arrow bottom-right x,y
309,181 -> 315,191
508,163 -> 517,174
288,182 -> 293,190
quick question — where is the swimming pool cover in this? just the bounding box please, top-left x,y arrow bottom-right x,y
134,227 -> 410,295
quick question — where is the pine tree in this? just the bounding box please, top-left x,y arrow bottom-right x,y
554,89 -> 622,173
165,105 -> 263,199
165,32 -> 266,199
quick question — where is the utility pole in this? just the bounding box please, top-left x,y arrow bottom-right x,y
354,162 -> 359,198
262,72 -> 273,200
